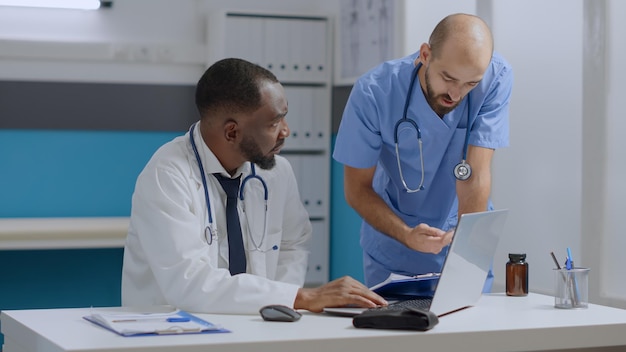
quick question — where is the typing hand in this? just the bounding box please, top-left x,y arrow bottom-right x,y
294,276 -> 387,313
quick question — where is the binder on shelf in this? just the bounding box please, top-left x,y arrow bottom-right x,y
83,309 -> 229,337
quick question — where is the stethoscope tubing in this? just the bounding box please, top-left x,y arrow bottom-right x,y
395,63 -> 426,193
239,163 -> 269,250
396,61 -> 474,192
189,123 -> 270,251
190,123 -> 217,245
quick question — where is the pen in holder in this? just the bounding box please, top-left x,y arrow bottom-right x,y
554,267 -> 590,309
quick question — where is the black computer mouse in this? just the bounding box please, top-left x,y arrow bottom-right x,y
259,304 -> 302,322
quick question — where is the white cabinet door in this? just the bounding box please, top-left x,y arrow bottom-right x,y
209,12 -> 331,285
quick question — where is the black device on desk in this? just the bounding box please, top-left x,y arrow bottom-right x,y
259,305 -> 302,322
353,305 -> 439,331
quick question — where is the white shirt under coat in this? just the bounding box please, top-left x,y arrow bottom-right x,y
122,122 -> 312,314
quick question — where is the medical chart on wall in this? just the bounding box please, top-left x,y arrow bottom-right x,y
337,0 -> 396,85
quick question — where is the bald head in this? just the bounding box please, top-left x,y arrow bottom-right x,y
428,13 -> 493,66
416,14 -> 494,117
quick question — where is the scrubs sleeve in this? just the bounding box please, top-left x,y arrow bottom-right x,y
333,78 -> 383,169
130,156 -> 299,314
469,60 -> 514,149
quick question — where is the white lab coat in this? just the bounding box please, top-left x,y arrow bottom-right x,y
122,122 -> 312,314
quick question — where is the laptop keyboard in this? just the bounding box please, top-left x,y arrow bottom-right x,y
369,297 -> 432,312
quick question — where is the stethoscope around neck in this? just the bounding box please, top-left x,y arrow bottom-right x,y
189,123 -> 271,252
394,62 -> 473,193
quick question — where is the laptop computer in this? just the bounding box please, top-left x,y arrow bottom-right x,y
324,209 -> 509,317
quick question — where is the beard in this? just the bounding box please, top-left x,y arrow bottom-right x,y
240,134 -> 282,170
424,66 -> 462,117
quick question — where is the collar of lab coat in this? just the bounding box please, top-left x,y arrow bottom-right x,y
189,121 -> 250,180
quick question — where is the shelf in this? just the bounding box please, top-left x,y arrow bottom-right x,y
0,217 -> 129,250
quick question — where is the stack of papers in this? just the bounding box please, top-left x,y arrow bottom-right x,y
83,309 -> 229,336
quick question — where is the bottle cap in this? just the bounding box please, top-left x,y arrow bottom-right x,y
509,253 -> 526,261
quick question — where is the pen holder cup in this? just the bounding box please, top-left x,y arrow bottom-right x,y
554,267 -> 590,309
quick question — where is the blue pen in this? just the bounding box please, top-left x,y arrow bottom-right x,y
566,247 -> 573,270
113,316 -> 191,323
565,247 -> 580,306
167,317 -> 191,323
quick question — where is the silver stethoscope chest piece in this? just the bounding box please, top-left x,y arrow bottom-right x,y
453,160 -> 472,181
396,62 -> 474,191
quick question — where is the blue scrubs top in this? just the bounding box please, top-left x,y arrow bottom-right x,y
333,51 -> 513,287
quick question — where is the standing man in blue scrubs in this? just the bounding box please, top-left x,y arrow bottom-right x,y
333,13 -> 513,289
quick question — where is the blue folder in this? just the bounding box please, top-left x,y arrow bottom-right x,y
371,273 -> 440,300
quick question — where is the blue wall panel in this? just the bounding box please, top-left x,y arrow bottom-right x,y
0,129 -> 181,347
329,136 -> 364,282
0,129 -> 182,217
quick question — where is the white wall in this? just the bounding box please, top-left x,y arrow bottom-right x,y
0,1 -> 205,83
489,0 -> 584,295
0,1 -> 202,42
587,0 -> 626,307
0,0 -> 337,84
402,0 -> 476,55
488,0 -> 626,309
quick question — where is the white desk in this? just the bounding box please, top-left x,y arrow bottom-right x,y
2,293 -> 626,352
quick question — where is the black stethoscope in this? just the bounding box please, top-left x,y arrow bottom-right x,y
394,62 -> 473,193
189,123 -> 271,251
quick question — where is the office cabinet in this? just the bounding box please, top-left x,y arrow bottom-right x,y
283,154 -> 329,219
207,12 -> 331,286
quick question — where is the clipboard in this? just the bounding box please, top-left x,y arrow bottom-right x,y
83,309 -> 230,337
370,273 -> 440,300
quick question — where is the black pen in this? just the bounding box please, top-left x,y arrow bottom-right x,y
550,251 -> 561,269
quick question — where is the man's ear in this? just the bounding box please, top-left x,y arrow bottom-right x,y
223,119 -> 238,143
418,42 -> 431,65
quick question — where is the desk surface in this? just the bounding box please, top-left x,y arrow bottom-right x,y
2,293 -> 626,352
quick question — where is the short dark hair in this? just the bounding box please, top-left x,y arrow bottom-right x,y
195,58 -> 279,118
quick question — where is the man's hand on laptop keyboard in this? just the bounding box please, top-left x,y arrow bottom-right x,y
294,276 -> 388,313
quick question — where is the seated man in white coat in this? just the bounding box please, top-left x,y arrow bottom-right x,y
122,58 -> 386,314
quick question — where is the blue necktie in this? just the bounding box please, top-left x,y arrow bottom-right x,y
213,174 -> 247,275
